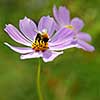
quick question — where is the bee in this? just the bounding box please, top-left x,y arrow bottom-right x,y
41,33 -> 49,43
35,29 -> 49,43
35,33 -> 42,43
32,29 -> 49,52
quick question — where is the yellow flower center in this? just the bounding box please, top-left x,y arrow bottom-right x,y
65,25 -> 78,39
65,25 -> 73,30
32,32 -> 49,52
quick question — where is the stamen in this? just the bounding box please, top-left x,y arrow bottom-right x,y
32,32 -> 49,52
65,25 -> 73,30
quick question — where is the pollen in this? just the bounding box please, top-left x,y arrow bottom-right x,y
65,25 -> 73,30
32,33 -> 49,52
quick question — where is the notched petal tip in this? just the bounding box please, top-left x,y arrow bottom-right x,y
4,24 -> 9,32
59,6 -> 68,10
19,16 -> 30,22
5,24 -> 9,27
19,16 -> 32,25
24,16 -> 28,19
53,5 -> 67,10
4,24 -> 12,29
4,24 -> 16,33
45,16 -> 54,22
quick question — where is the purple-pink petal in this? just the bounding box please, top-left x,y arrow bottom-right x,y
38,16 -> 56,37
49,39 -> 76,51
4,42 -> 33,54
71,17 -> 84,32
77,32 -> 92,42
4,24 -> 31,46
58,6 -> 70,25
42,50 -> 63,62
20,52 -> 42,59
77,40 -> 95,52
53,6 -> 70,26
50,27 -> 73,43
19,17 -> 37,41
53,6 -> 61,25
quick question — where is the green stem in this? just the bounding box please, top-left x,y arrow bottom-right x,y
37,59 -> 43,100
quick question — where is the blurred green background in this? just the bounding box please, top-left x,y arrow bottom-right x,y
0,0 -> 100,100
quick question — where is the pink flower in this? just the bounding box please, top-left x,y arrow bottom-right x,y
53,5 -> 95,52
4,16 -> 75,62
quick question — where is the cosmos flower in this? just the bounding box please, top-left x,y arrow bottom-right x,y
4,16 -> 76,62
53,6 -> 95,52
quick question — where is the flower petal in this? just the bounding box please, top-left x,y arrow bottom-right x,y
49,36 -> 72,46
20,52 -> 42,59
53,6 -> 70,26
4,42 -> 33,54
71,18 -> 84,32
58,6 -> 70,25
53,5 -> 61,25
42,50 -> 63,62
77,32 -> 92,42
49,40 -> 77,51
77,40 -> 95,52
4,24 -> 31,46
38,16 -> 56,37
50,27 -> 73,43
19,17 -> 37,41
